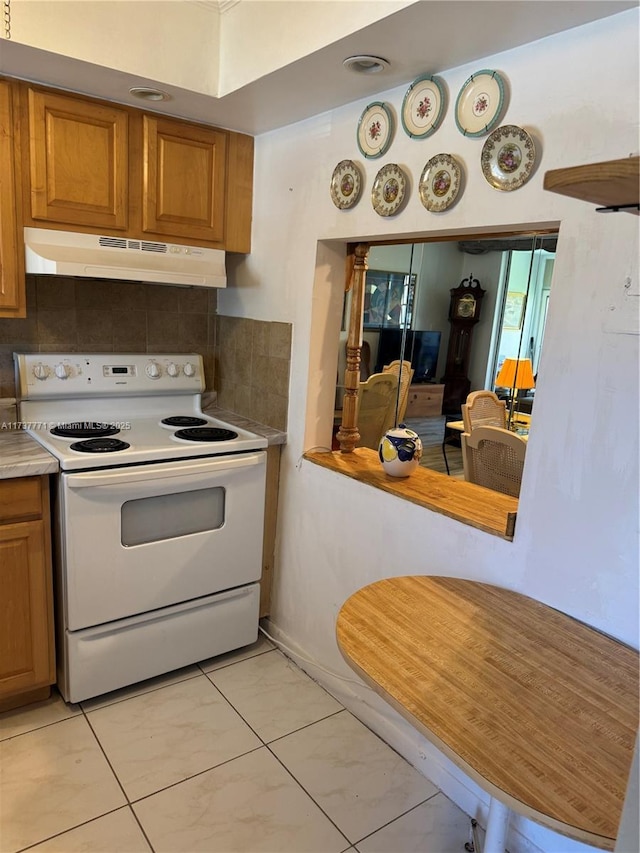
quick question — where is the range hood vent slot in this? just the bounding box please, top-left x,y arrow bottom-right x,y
99,236 -> 127,249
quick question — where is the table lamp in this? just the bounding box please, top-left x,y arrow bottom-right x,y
495,357 -> 535,428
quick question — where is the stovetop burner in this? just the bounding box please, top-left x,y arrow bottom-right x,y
174,427 -> 238,442
161,416 -> 208,427
52,422 -> 120,438
70,438 -> 131,453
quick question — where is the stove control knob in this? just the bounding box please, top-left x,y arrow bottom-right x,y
33,363 -> 50,380
183,362 -> 196,377
167,362 -> 180,377
146,361 -> 161,379
54,363 -> 70,379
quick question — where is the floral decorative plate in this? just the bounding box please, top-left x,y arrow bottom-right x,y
401,75 -> 445,139
371,163 -> 407,217
418,153 -> 462,212
481,125 -> 536,191
330,160 -> 363,209
357,102 -> 394,159
455,69 -> 505,137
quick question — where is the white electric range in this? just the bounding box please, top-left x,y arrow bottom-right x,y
15,352 -> 268,703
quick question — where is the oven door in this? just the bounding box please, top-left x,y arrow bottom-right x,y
58,452 -> 266,631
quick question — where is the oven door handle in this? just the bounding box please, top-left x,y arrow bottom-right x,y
65,452 -> 265,489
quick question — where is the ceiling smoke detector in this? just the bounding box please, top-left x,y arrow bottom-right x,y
343,55 -> 390,74
128,87 -> 171,102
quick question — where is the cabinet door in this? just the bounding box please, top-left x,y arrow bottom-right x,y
28,88 -> 128,229
0,81 -> 26,318
0,520 -> 54,698
142,115 -> 227,242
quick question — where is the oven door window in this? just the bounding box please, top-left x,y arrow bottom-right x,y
121,487 -> 225,546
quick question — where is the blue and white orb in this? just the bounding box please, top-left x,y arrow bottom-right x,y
378,425 -> 423,478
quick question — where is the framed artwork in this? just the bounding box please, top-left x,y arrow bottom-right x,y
503,291 -> 526,330
363,270 -> 416,329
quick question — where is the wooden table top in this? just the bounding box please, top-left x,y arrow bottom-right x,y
336,576 -> 639,850
446,414 -> 530,439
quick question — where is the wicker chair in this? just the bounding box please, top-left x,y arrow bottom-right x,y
461,426 -> 527,497
356,372 -> 400,450
382,359 -> 414,431
462,390 -> 507,432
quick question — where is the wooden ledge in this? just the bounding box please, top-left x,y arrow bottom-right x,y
304,448 -> 518,539
543,156 -> 639,212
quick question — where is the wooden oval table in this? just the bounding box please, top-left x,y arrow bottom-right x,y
336,576 -> 639,852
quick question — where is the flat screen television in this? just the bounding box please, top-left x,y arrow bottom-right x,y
374,329 -> 441,384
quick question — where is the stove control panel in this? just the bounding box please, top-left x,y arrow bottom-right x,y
15,353 -> 205,398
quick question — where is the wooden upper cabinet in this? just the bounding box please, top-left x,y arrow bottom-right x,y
0,80 -> 26,317
142,115 -> 227,242
28,88 -> 128,230
13,80 -> 253,251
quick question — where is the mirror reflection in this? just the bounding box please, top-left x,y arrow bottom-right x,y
335,233 -> 557,484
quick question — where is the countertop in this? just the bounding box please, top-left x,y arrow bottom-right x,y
0,430 -> 59,479
202,400 -> 287,447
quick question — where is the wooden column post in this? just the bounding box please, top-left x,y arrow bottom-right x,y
337,243 -> 369,452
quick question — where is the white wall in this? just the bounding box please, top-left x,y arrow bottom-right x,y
219,0 -> 413,93
8,0 -> 411,98
409,241 -> 459,381
219,10 -> 639,852
10,0 -> 222,96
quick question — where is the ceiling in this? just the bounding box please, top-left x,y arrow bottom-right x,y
1,0 -> 636,135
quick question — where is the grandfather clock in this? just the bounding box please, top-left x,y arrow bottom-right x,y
440,275 -> 485,411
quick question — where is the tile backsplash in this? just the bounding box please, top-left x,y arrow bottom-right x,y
0,276 -> 291,431
215,315 -> 291,432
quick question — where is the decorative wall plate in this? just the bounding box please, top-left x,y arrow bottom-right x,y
330,160 -> 363,209
481,125 -> 536,191
418,153 -> 462,212
357,102 -> 394,159
371,163 -> 407,217
455,69 -> 505,137
401,75 -> 445,139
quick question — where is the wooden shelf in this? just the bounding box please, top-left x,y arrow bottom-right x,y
543,156 -> 639,213
304,448 -> 518,539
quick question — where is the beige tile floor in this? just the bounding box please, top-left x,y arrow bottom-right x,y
0,634 -> 471,853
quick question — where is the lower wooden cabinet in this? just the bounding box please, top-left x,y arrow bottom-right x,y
405,384 -> 445,418
0,476 -> 55,711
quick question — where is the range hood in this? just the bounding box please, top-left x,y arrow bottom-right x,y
24,227 -> 226,288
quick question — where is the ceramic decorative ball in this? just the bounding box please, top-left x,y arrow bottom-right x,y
378,425 -> 423,478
